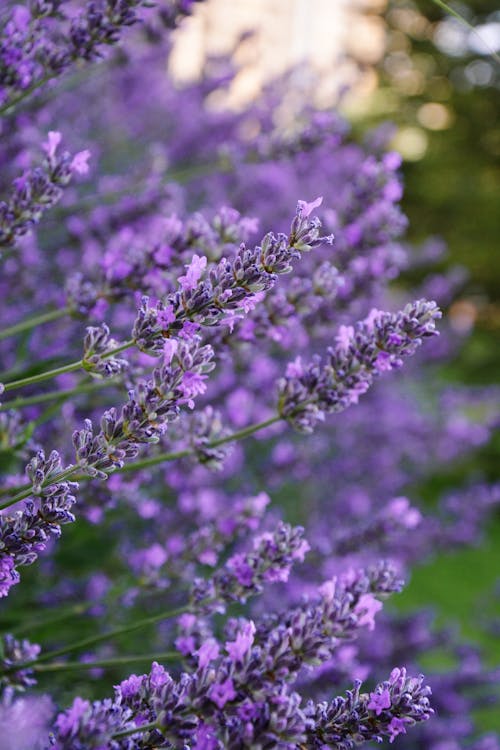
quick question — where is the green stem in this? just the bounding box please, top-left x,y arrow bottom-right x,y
19,605 -> 188,667
0,356 -> 63,385
0,466 -> 78,511
0,415 -> 282,501
0,307 -> 70,342
113,721 -> 160,740
96,414 -> 282,476
6,602 -> 92,637
34,651 -> 179,673
2,339 -> 134,392
0,74 -> 53,117
53,160 -> 232,220
429,0 -> 500,64
0,379 -> 117,412
2,360 -> 82,391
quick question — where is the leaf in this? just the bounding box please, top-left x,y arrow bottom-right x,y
428,0 -> 500,64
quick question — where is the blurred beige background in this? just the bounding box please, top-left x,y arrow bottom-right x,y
169,0 -> 387,107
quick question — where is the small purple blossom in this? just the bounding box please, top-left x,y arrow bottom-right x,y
197,639 -> 220,668
368,687 -> 392,715
297,195 -> 323,218
388,716 -> 408,742
70,150 -> 91,175
208,678 -> 237,709
178,254 -> 208,291
225,621 -> 256,663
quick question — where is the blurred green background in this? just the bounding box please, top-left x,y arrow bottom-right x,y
367,0 -> 500,727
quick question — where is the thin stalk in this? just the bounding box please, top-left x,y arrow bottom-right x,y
0,307 -> 69,341
0,74 -> 53,117
114,414 -> 282,475
34,651 -> 179,673
113,721 -> 160,740
7,602 -> 92,637
2,339 -> 134,392
0,414 -> 282,500
18,605 -> 188,667
0,356 -> 64,385
429,0 -> 500,64
2,360 -> 82,391
0,379 -> 116,412
0,466 -> 78,511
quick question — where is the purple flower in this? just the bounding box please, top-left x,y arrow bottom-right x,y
225,621 -> 256,663
297,195 -> 323,218
197,638 -> 220,668
208,678 -> 237,709
43,131 -> 62,159
278,299 -> 441,433
354,593 -> 383,631
0,134 -> 91,249
0,693 -> 53,750
178,254 -> 208,291
0,556 -> 19,598
368,687 -> 392,715
70,150 -> 91,175
55,697 -> 91,736
227,553 -> 254,586
388,716 -> 408,742
193,723 -> 220,750
117,674 -> 143,699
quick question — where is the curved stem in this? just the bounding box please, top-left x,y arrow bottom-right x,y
34,651 -> 179,673
0,356 -> 65,385
2,360 -> 83,391
113,721 -> 160,740
2,339 -> 134,392
0,466 -> 78,511
115,414 -> 282,474
0,74 -> 53,117
19,605 -> 188,667
0,379 -> 117,412
6,602 -> 92,637
0,307 -> 70,342
430,0 -> 500,64
0,415 -> 282,501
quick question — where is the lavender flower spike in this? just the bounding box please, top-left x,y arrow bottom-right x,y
82,324 -> 129,378
73,335 -> 215,478
305,667 -> 433,747
132,199 -> 333,355
0,455 -> 77,597
190,522 -> 310,614
278,299 -> 441,433
0,1 -> 207,114
0,132 -> 90,250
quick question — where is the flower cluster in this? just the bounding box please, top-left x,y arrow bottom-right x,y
0,2 -> 498,749
0,131 -> 89,249
74,334 -> 215,477
0,0 -> 204,112
306,668 -> 433,747
278,299 -> 441,432
0,451 -> 77,597
131,202 -> 333,355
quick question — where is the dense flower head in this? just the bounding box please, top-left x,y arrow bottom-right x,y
0,2 -> 497,748
305,667 -> 433,747
278,299 -> 441,433
0,634 -> 41,691
0,0 -> 203,113
190,522 -> 310,613
0,132 -> 90,250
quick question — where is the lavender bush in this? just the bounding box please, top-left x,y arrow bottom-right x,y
0,1 -> 498,748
